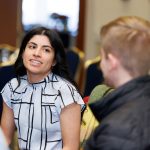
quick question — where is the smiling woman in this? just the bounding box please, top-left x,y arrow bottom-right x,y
0,26 -> 85,150
23,35 -> 55,83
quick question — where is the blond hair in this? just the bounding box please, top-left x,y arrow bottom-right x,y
100,16 -> 150,77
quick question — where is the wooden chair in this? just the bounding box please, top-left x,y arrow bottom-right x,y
0,44 -> 18,112
66,47 -> 84,86
0,45 -> 19,150
81,56 -> 104,97
0,65 -> 16,120
0,44 -> 18,66
0,65 -> 18,150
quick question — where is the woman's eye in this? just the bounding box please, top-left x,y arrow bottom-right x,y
31,45 -> 36,49
44,48 -> 50,53
28,44 -> 36,49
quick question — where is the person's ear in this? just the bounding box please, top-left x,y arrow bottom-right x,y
108,53 -> 119,70
52,61 -> 56,66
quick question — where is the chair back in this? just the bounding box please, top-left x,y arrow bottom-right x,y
82,56 -> 104,96
0,65 -> 16,120
66,47 -> 84,85
0,44 -> 17,64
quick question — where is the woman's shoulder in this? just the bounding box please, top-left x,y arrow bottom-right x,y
6,77 -> 18,87
6,75 -> 27,89
52,74 -> 73,87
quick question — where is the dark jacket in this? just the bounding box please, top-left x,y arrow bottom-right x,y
84,75 -> 150,150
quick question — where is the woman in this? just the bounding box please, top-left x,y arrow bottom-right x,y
1,27 -> 84,150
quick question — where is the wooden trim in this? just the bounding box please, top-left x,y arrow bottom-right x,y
76,0 -> 86,51
0,0 -> 18,46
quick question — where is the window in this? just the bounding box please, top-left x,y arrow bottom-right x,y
22,0 -> 79,36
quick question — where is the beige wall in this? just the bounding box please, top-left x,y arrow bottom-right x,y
84,0 -> 150,60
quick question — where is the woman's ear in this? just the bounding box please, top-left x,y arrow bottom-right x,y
52,61 -> 56,67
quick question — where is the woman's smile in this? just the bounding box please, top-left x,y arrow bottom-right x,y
30,59 -> 42,66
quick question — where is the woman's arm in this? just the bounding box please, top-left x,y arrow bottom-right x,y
1,101 -> 16,145
60,103 -> 81,150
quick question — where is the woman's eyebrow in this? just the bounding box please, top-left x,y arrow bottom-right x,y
27,42 -> 53,49
42,45 -> 53,49
27,42 -> 37,45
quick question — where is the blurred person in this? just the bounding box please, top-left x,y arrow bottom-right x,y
1,27 -> 84,150
84,16 -> 150,150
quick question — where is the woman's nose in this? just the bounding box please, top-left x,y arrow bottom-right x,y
33,48 -> 41,57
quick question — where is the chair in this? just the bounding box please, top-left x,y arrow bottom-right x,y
0,45 -> 19,149
66,47 -> 84,86
0,64 -> 18,150
0,65 -> 16,120
82,56 -> 104,97
0,44 -> 18,66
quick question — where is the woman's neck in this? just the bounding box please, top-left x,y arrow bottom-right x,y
27,72 -> 50,83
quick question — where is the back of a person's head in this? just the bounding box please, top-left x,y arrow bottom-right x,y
100,16 -> 150,77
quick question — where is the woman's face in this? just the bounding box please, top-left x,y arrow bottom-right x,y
22,35 -> 55,82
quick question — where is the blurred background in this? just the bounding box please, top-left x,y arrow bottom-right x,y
0,0 -> 150,96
